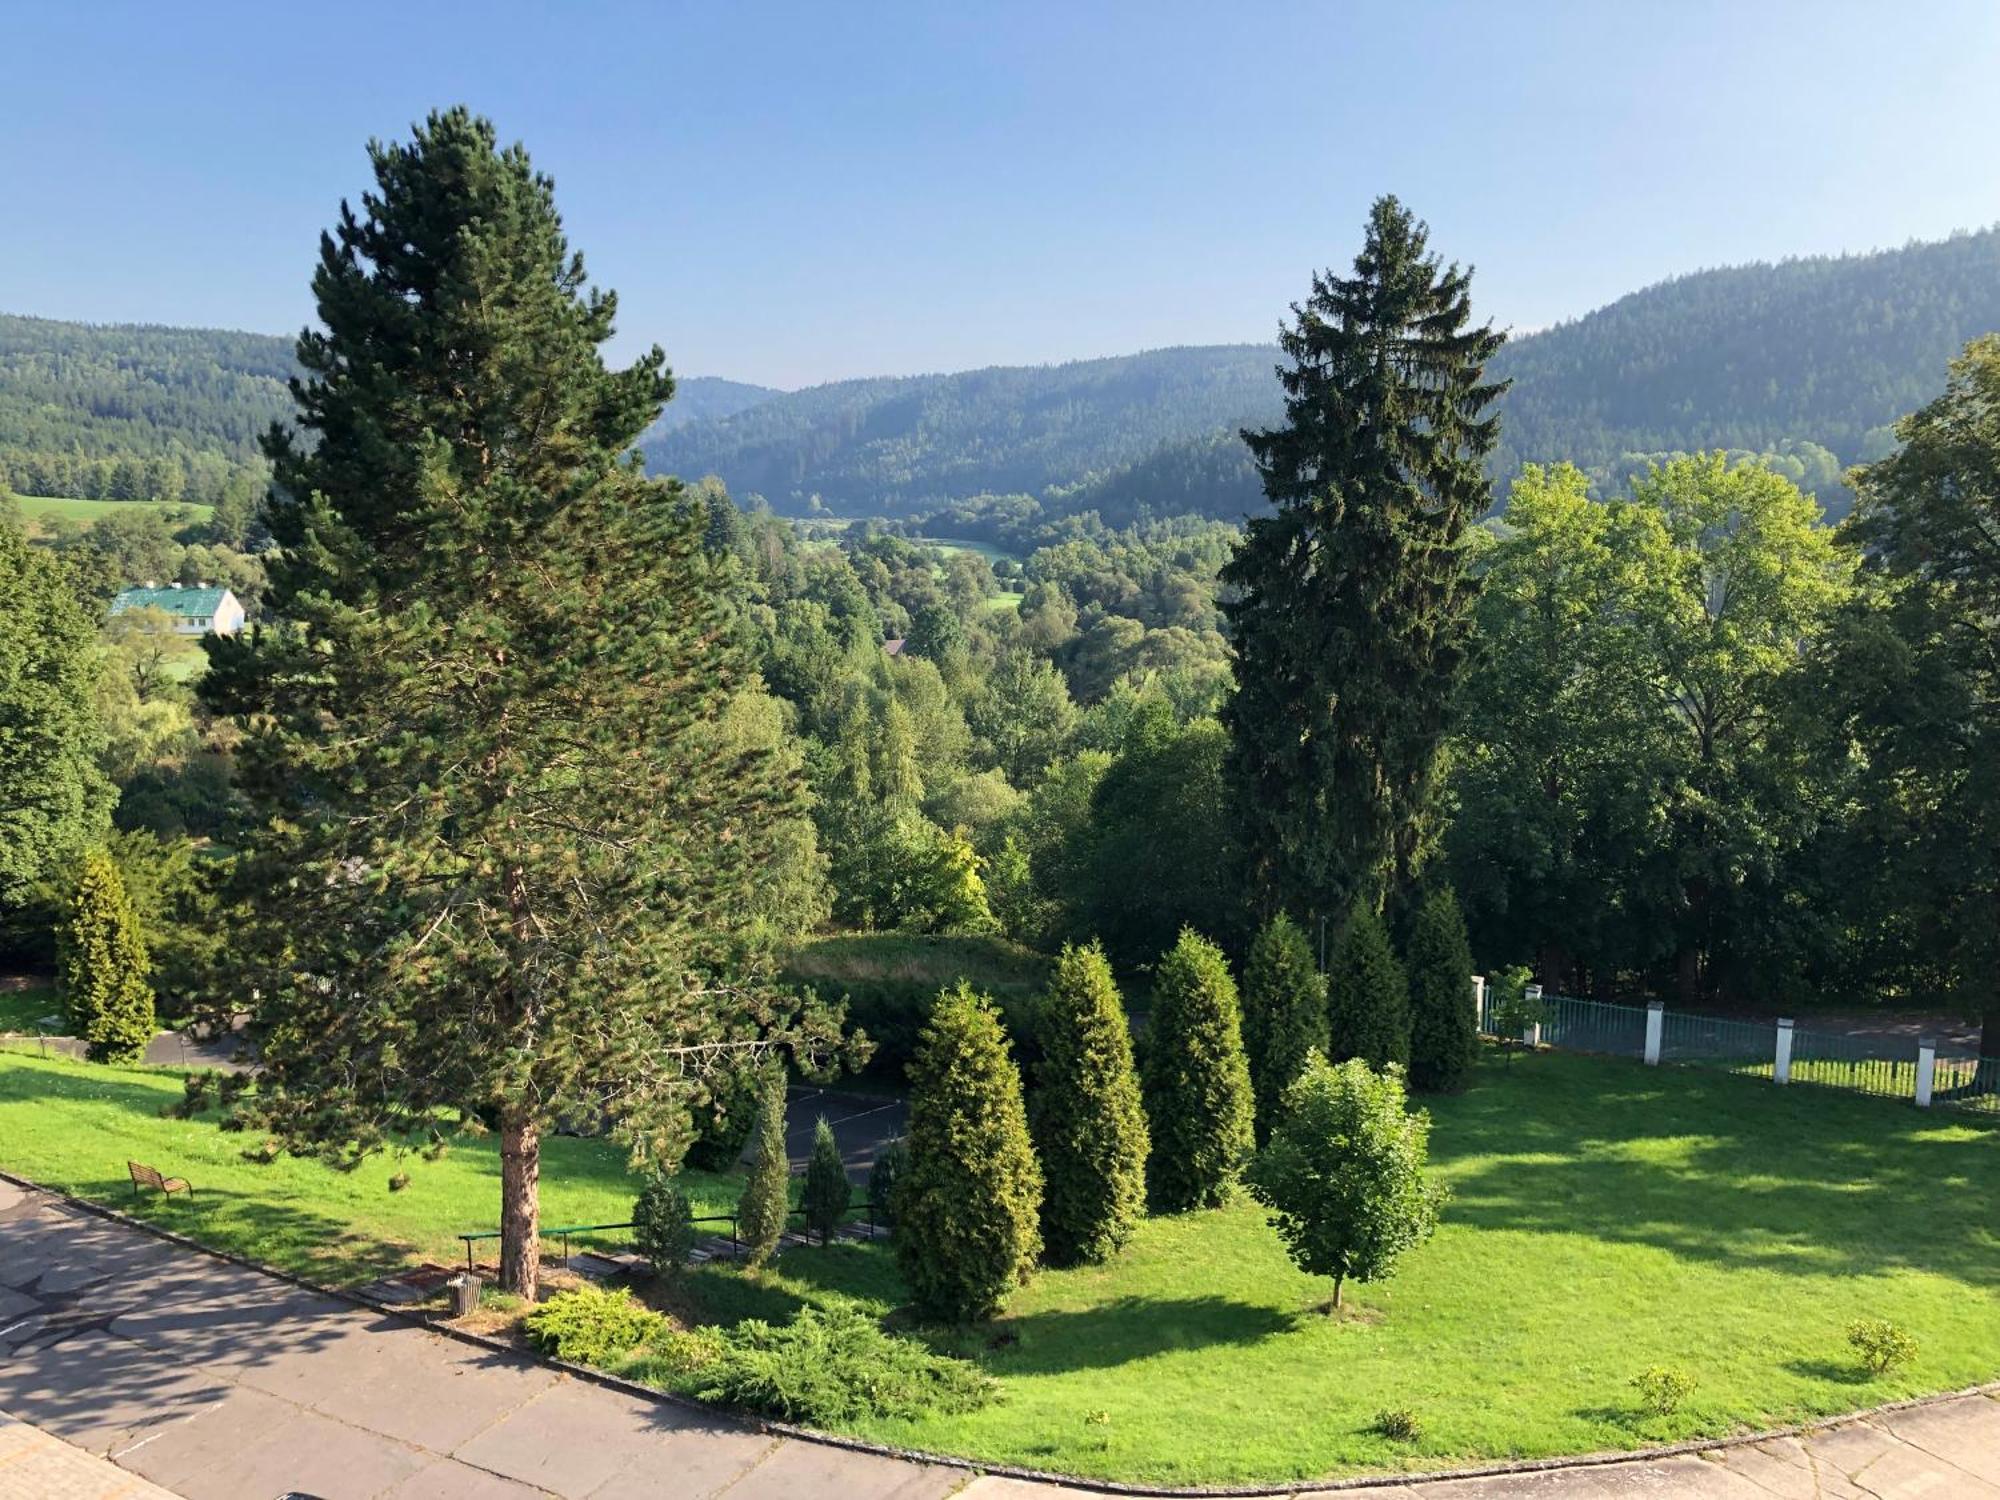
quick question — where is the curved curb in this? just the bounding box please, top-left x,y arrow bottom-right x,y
4,1165 -> 1996,1496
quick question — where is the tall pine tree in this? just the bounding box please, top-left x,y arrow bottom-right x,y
1141,929 -> 1255,1212
199,110 -> 842,1298
1223,197 -> 1505,924
59,849 -> 154,1063
1405,886 -> 1477,1092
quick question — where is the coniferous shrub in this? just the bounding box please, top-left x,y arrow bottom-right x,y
58,849 -> 155,1064
1405,887 -> 1478,1093
736,1069 -> 791,1269
522,1286 -> 665,1366
1141,929 -> 1255,1212
1030,941 -> 1149,1265
1326,903 -> 1410,1069
1240,914 -> 1328,1143
868,1138 -> 908,1228
802,1116 -> 850,1244
896,982 -> 1042,1322
633,1173 -> 696,1276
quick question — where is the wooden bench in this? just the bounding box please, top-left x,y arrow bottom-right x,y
128,1160 -> 194,1201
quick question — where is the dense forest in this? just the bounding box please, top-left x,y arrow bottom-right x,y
643,227 -> 2000,523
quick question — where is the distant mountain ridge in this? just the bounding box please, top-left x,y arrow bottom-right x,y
643,226 -> 2000,521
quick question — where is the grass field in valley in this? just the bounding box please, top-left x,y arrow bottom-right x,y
0,1049 -> 742,1284
15,493 -> 215,531
646,1048 -> 2000,1484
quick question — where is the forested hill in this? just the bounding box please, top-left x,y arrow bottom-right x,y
645,227 -> 2000,520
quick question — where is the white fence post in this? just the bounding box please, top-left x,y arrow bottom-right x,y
1916,1037 -> 1937,1108
1774,1018 -> 1794,1085
1524,983 -> 1543,1049
1644,1001 -> 1664,1066
1470,974 -> 1486,1033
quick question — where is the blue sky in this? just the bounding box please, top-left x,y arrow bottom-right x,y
5,1 -> 1998,387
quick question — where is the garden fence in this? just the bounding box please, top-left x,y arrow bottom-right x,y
1474,978 -> 1998,1117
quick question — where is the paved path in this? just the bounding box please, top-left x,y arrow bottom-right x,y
2,1177 -> 1996,1499
0,1409 -> 181,1499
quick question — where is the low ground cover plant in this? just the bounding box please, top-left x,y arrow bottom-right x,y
631,1302 -> 996,1424
1630,1366 -> 1697,1416
522,1286 -> 667,1366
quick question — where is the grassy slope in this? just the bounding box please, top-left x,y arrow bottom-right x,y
0,1050 -> 742,1285
16,494 -> 216,530
0,981 -> 61,1033
658,1049 -> 2000,1484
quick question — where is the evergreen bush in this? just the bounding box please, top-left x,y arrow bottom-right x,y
58,848 -> 155,1063
1141,929 -> 1255,1212
802,1116 -> 851,1244
633,1173 -> 695,1276
1326,904 -> 1410,1068
896,982 -> 1042,1322
868,1138 -> 908,1228
1030,941 -> 1149,1265
736,1069 -> 791,1269
1240,913 -> 1327,1142
1405,887 -> 1477,1092
521,1286 -> 665,1366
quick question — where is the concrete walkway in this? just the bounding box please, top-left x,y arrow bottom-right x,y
1,1177 -> 1995,1500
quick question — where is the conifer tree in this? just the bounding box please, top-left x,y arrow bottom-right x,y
1224,197 -> 1505,923
1327,904 -> 1410,1069
58,849 -> 154,1063
198,110 -> 843,1299
737,1070 -> 791,1269
1141,929 -> 1255,1212
1240,913 -> 1327,1143
896,983 -> 1042,1322
1405,887 -> 1477,1092
802,1115 -> 850,1244
1030,942 -> 1149,1265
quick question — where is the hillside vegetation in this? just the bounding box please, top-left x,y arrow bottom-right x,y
645,227 -> 2000,520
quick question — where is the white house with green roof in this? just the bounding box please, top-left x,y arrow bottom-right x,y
108,582 -> 245,637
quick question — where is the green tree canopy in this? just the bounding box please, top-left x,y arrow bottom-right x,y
1239,913 -> 1327,1144
1224,196 -> 1504,926
1326,904 -> 1409,1069
1405,887 -> 1477,1093
199,109 -> 842,1299
1141,928 -> 1255,1212
59,848 -> 154,1063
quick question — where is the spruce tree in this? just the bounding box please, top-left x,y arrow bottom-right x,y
1223,197 -> 1505,923
197,110 -> 843,1299
802,1115 -> 850,1244
737,1070 -> 791,1269
1240,913 -> 1327,1144
1141,929 -> 1255,1212
1405,887 -> 1477,1092
1327,904 -> 1410,1069
58,850 -> 155,1063
896,983 -> 1042,1322
1029,942 -> 1149,1266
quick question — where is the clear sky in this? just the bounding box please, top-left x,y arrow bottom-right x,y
5,1 -> 1998,388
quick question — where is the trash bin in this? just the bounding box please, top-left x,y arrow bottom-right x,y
447,1272 -> 482,1318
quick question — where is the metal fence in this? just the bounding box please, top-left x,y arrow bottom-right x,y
1475,981 -> 1999,1117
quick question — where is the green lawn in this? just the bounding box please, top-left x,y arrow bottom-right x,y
909,535 -> 1020,565
649,1048 -> 2000,1484
0,980 -> 62,1034
0,1050 -> 742,1284
16,494 -> 215,531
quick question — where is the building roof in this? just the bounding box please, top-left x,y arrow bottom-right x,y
883,637 -> 906,657
109,585 -> 235,618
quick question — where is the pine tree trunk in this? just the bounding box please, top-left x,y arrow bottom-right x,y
499,1111 -> 541,1300
1331,1275 -> 1344,1311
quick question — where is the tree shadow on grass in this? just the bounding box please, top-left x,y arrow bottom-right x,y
964,1294 -> 1304,1375
1426,1052 -> 2000,1288
1780,1357 -> 1875,1386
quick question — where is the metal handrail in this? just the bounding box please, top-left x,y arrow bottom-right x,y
457,1193 -> 881,1271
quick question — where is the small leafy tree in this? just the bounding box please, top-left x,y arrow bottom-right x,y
1141,929 -> 1255,1212
1327,904 -> 1410,1068
633,1173 -> 695,1278
1848,1318 -> 1919,1376
1405,888 -> 1477,1092
1245,1053 -> 1446,1310
1630,1366 -> 1697,1417
802,1116 -> 850,1244
896,983 -> 1043,1322
1489,964 -> 1546,1059
1030,941 -> 1149,1265
736,1070 -> 791,1269
59,849 -> 155,1063
1240,913 -> 1327,1143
